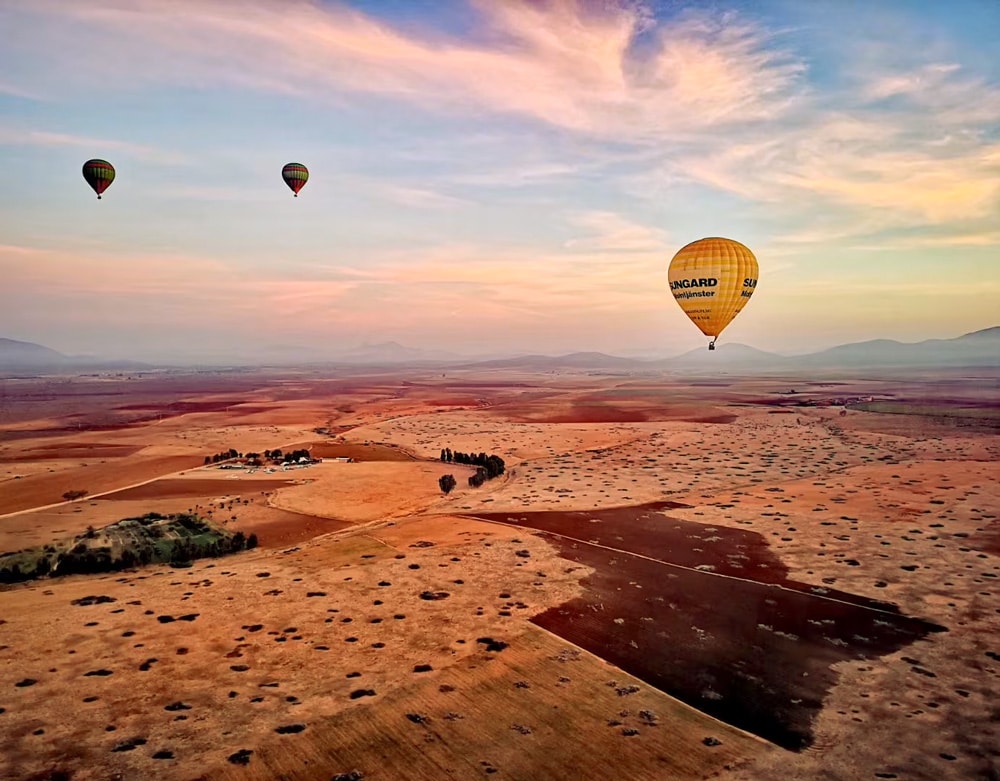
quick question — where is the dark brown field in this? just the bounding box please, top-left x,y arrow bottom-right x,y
471,504 -> 946,749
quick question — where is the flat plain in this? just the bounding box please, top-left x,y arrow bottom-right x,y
0,367 -> 998,780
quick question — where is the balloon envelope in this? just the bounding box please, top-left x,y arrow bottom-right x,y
82,159 -> 115,199
282,163 -> 309,196
668,237 -> 758,347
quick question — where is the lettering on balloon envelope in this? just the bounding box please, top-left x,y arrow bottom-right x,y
668,237 -> 758,340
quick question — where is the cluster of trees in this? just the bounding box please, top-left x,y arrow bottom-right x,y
277,448 -> 313,464
203,447 -> 315,466
254,449 -> 313,465
439,448 -> 506,488
205,448 -> 241,464
436,448 -> 506,492
167,530 -> 257,567
0,513 -> 259,584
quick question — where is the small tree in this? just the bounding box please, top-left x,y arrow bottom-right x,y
119,549 -> 137,570
484,455 -> 505,479
246,533 -> 259,550
171,539 -> 194,566
440,449 -> 447,462
33,557 -> 51,578
438,474 -> 457,494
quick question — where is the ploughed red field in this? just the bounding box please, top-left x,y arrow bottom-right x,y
493,392 -> 740,424
469,503 -> 947,751
304,442 -> 417,461
99,478 -> 300,501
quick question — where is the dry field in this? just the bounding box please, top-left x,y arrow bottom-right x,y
0,367 -> 997,780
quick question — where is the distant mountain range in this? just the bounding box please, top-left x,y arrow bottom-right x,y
334,341 -> 466,364
2,327 -> 997,374
791,326 -> 1000,369
452,328 -> 999,373
650,343 -> 789,371
0,338 -> 67,367
454,351 -> 642,371
0,338 -> 149,372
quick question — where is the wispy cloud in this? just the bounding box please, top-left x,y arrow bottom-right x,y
0,235 -> 668,344
0,127 -> 186,165
654,69 -> 1000,233
11,0 -> 802,140
890,231 -> 1000,248
564,211 -> 669,252
0,244 -> 356,313
0,79 -> 41,100
861,62 -> 962,102
16,0 -> 996,234
347,178 -> 471,210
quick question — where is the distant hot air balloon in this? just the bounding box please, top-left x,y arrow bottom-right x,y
282,163 -> 309,197
668,237 -> 759,351
82,159 -> 115,199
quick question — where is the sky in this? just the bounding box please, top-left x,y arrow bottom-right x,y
0,0 -> 998,362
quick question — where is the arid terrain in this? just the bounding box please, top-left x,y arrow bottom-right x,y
0,367 -> 998,780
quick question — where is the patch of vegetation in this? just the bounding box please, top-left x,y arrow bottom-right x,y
849,401 -> 1000,420
205,448 -> 241,464
438,474 -> 457,494
277,448 -> 314,464
204,447 -> 320,467
439,448 -> 506,487
0,513 -> 258,584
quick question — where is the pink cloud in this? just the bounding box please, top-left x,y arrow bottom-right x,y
0,232 -> 670,343
15,0 -> 802,139
663,117 -> 1000,228
0,127 -> 186,164
0,245 -> 357,325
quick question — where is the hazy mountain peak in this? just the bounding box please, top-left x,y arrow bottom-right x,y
0,338 -> 67,365
361,340 -> 406,349
960,326 -> 1000,339
660,342 -> 788,370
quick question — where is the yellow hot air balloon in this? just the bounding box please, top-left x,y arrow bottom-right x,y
668,237 -> 758,350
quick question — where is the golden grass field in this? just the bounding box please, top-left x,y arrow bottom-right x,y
0,367 -> 997,780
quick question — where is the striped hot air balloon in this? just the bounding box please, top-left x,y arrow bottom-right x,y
668,237 -> 759,351
82,159 -> 115,199
282,163 -> 309,197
